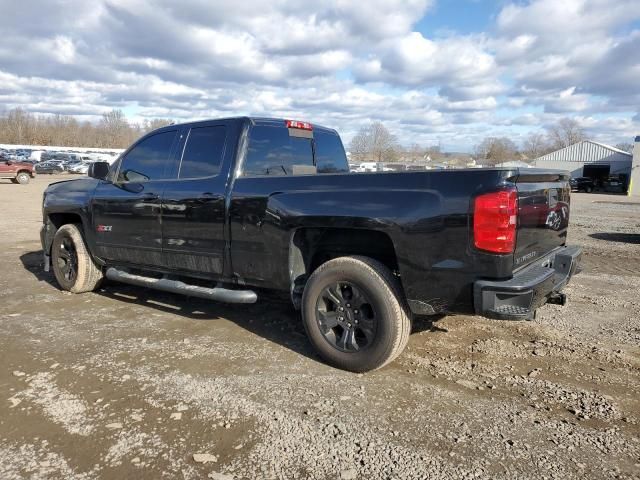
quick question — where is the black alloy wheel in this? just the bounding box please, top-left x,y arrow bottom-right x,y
301,256 -> 411,372
57,236 -> 78,284
50,223 -> 103,293
316,281 -> 377,352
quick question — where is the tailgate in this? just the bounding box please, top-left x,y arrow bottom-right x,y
514,169 -> 571,271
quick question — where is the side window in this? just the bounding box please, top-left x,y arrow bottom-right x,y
117,130 -> 176,182
179,126 -> 226,178
314,130 -> 349,174
243,126 -> 314,176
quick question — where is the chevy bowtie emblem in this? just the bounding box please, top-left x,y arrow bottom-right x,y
97,225 -> 112,232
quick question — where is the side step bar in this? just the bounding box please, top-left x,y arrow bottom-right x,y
105,268 -> 257,304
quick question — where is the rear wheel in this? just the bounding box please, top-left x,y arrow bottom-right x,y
51,224 -> 103,293
585,186 -> 593,193
301,256 -> 411,372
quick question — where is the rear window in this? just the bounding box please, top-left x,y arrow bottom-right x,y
243,125 -> 349,176
244,125 -> 313,176
314,129 -> 349,174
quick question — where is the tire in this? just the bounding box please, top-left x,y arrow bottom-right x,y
15,172 -> 30,184
51,223 -> 103,293
585,186 -> 592,193
301,256 -> 411,372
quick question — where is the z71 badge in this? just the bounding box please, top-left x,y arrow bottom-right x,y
96,225 -> 112,232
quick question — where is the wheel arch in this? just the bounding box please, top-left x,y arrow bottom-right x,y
48,212 -> 84,230
288,227 -> 403,309
43,212 -> 85,256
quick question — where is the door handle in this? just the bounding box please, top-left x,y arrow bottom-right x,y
142,192 -> 159,200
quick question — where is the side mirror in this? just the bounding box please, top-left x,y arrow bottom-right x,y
88,162 -> 110,180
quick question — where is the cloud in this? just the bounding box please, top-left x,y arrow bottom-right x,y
494,0 -> 640,111
0,0 -> 637,152
353,32 -> 496,87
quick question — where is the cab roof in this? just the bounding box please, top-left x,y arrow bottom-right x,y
165,116 -> 337,134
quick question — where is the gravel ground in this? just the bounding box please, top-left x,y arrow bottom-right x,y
1,175 -> 639,480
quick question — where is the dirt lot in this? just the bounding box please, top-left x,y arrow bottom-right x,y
1,175 -> 639,480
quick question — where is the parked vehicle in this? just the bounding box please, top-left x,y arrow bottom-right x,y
30,150 -> 45,162
354,162 -> 385,172
569,177 -> 595,193
35,162 -> 65,174
602,175 -> 626,193
40,117 -> 582,371
39,152 -> 59,162
68,162 -> 90,174
0,156 -> 36,184
64,160 -> 84,171
41,152 -> 83,164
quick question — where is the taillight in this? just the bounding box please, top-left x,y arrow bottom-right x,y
474,188 -> 518,254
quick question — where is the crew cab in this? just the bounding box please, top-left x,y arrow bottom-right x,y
0,156 -> 36,184
41,117 -> 582,371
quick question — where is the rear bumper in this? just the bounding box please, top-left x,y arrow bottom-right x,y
474,245 -> 582,320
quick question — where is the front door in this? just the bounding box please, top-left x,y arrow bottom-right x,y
92,129 -> 179,267
0,160 -> 13,178
161,122 -> 229,275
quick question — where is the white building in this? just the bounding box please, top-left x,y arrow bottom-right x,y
533,140 -> 632,183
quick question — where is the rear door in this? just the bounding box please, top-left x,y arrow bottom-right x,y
92,129 -> 179,267
161,121 -> 230,275
514,169 -> 571,270
229,120 -> 350,287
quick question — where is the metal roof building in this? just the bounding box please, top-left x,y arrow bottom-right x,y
533,140 -> 632,181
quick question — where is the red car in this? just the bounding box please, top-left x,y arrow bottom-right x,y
0,156 -> 36,184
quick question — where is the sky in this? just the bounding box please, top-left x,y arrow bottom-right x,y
0,0 -> 639,152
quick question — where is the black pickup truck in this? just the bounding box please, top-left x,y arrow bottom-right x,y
41,117 -> 581,371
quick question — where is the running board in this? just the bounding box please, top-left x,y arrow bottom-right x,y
105,268 -> 257,304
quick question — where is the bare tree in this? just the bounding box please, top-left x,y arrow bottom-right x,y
0,108 -> 172,148
349,122 -> 399,162
407,143 -> 424,163
99,109 -> 133,147
522,132 -> 549,160
424,145 -> 443,163
546,118 -> 585,150
474,137 -> 518,166
143,118 -> 174,133
614,142 -> 633,153
1,108 -> 34,144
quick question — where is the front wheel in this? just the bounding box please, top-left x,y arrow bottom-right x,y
301,256 -> 411,372
16,172 -> 30,184
585,186 -> 593,193
51,224 -> 103,293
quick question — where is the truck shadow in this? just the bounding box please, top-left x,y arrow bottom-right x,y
20,250 -> 448,365
589,232 -> 640,244
19,250 -> 59,287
